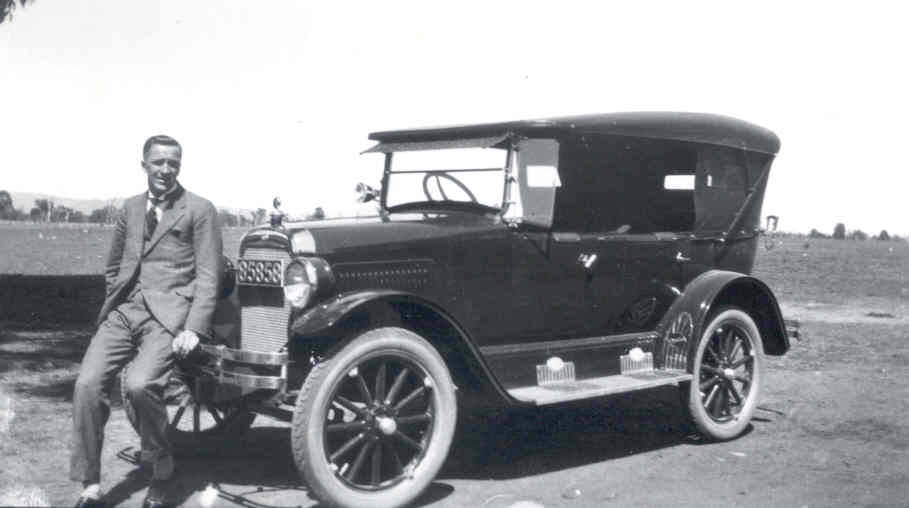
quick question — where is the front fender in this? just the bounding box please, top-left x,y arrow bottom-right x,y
658,270 -> 790,366
290,289 -> 408,336
289,289 -> 522,406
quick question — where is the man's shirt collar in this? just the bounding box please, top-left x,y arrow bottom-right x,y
148,183 -> 179,204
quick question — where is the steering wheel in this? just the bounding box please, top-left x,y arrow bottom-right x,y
421,172 -> 477,203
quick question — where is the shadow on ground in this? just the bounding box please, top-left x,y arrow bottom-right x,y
0,275 -> 104,326
104,425 -> 460,507
104,425 -> 304,507
443,386 -> 710,481
98,385 -> 724,507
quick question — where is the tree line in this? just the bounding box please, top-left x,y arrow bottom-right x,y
0,190 -> 326,226
0,191 -> 112,223
808,222 -> 902,242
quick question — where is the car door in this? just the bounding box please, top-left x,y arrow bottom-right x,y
504,230 -> 591,344
619,234 -> 685,332
495,137 -> 595,344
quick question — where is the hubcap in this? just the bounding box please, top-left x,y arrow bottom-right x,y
376,416 -> 397,435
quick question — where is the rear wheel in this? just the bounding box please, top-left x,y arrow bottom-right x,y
685,307 -> 763,441
291,327 -> 457,508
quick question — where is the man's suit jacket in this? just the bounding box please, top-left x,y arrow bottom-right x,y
97,185 -> 222,337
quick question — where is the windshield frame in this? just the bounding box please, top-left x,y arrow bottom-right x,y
379,145 -> 515,214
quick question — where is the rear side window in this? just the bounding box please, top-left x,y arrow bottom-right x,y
694,146 -> 755,231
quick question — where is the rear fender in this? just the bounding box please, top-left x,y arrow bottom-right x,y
657,270 -> 790,370
289,290 -> 520,406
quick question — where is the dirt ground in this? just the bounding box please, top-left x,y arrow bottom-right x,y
1,236 -> 908,507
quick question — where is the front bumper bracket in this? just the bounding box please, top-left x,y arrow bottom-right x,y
197,343 -> 289,390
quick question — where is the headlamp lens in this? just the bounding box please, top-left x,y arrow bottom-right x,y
284,260 -> 315,308
285,261 -> 307,285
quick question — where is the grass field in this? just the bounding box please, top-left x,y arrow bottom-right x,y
2,224 -> 909,506
0,223 -> 247,275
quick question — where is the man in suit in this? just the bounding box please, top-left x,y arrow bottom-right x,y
70,135 -> 222,508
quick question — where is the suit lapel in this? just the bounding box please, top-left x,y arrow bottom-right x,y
131,195 -> 146,258
143,186 -> 188,256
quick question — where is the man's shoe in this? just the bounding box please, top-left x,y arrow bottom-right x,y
142,478 -> 174,508
73,496 -> 106,508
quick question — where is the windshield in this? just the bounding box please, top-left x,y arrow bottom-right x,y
384,147 -> 508,212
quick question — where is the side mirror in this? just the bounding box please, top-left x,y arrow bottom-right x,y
356,182 -> 380,203
765,215 -> 779,232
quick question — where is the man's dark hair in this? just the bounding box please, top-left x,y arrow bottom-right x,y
143,135 -> 182,159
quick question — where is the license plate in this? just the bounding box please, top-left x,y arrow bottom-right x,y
237,258 -> 285,286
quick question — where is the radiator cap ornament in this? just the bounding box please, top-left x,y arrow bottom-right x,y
270,197 -> 286,229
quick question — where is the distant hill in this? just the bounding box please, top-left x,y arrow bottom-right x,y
6,191 -> 123,214
5,191 -> 254,219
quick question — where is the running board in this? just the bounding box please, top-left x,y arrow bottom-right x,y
508,370 -> 692,406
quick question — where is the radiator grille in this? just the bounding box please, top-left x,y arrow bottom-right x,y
239,248 -> 291,352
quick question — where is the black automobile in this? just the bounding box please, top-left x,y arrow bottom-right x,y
128,112 -> 794,508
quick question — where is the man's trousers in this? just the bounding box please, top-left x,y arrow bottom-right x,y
69,291 -> 175,483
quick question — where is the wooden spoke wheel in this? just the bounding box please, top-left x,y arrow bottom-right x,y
292,327 -> 456,508
685,307 -> 763,441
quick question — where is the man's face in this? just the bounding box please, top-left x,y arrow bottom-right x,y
142,144 -> 182,195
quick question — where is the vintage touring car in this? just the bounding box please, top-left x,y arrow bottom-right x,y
126,112 -> 794,507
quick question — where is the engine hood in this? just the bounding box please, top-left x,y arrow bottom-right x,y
242,211 -> 508,261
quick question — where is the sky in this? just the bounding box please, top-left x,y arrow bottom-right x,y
1,1 -> 907,235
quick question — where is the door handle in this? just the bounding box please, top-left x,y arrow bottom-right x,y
675,252 -> 691,263
578,253 -> 599,271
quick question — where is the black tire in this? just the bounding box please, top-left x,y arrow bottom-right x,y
291,327 -> 457,508
120,366 -> 256,452
684,307 -> 763,441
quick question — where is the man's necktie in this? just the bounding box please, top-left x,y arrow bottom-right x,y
145,197 -> 162,239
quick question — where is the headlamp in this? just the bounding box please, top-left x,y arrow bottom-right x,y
283,257 -> 333,309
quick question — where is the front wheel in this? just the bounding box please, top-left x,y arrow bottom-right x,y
292,327 -> 457,508
685,307 -> 763,441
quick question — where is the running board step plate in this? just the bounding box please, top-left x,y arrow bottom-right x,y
508,370 -> 693,406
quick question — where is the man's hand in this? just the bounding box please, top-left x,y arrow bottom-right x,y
172,330 -> 200,359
